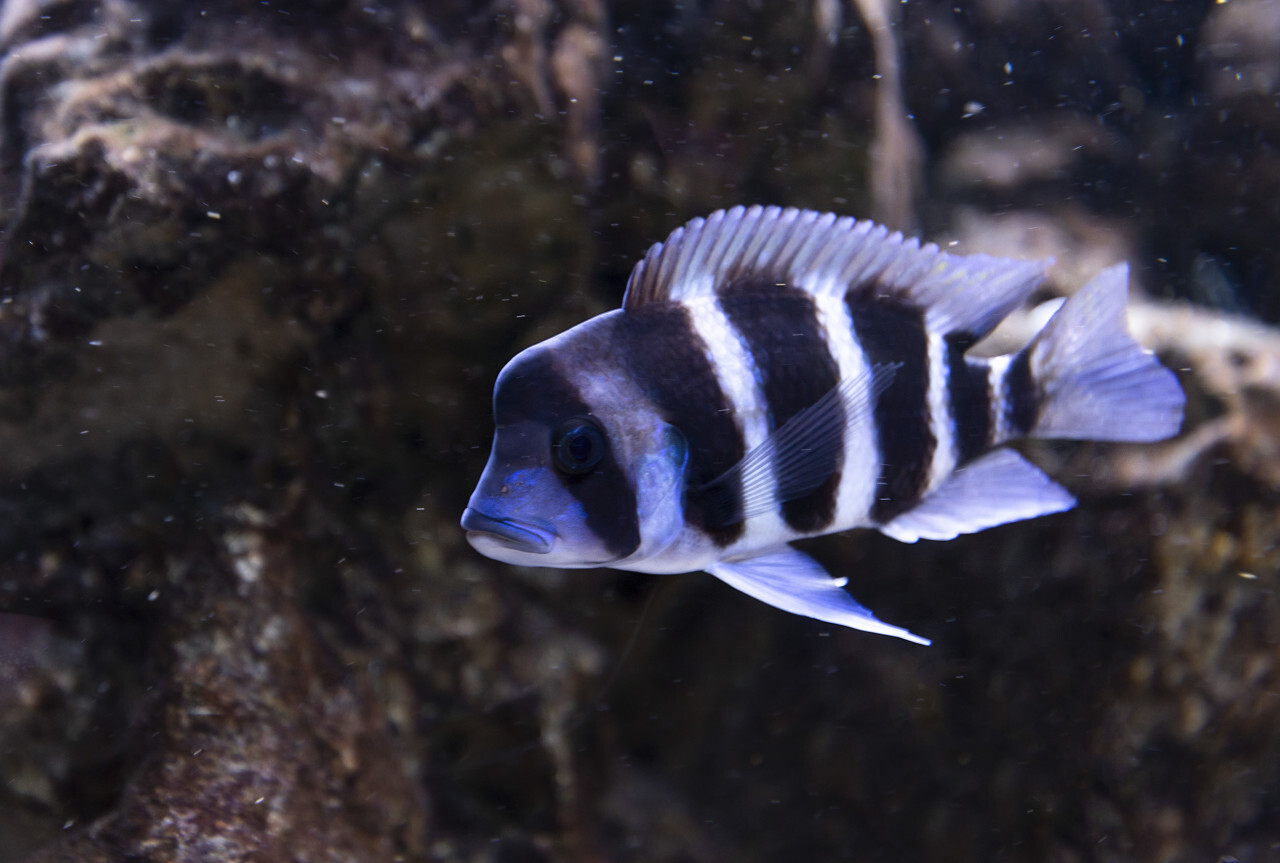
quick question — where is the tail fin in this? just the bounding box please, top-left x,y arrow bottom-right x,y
1025,264 -> 1185,443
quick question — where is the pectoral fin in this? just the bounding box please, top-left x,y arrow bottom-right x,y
707,546 -> 930,645
697,363 -> 899,525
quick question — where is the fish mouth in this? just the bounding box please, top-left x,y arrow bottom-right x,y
461,508 -> 555,555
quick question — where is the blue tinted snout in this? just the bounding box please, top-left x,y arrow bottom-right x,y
461,507 -> 554,555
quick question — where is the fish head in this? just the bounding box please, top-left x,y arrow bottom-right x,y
463,416 -> 615,567
462,337 -> 690,569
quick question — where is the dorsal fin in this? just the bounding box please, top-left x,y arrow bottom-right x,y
623,205 -> 1051,339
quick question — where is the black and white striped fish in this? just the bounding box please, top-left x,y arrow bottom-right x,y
461,206 -> 1185,644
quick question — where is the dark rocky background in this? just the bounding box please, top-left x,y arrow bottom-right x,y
0,0 -> 1277,860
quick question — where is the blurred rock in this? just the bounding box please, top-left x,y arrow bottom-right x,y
1200,0 -> 1280,101
938,112 -> 1120,192
22,512 -> 430,862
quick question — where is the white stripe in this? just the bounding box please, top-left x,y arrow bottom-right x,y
986,355 -> 1014,443
682,293 -> 794,552
682,291 -> 767,448
813,293 -> 879,531
924,331 -> 957,495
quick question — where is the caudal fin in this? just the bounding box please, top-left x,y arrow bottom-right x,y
1024,264 -> 1185,443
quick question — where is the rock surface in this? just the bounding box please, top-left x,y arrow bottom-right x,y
1,1 -> 1278,861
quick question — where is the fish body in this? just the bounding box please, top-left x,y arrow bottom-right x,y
462,206 -> 1185,644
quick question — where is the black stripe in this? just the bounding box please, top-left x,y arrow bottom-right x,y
496,349 -> 586,427
612,305 -> 747,546
945,334 -> 992,465
720,280 -> 842,533
494,350 -> 641,559
1004,349 -> 1040,437
846,297 -> 934,523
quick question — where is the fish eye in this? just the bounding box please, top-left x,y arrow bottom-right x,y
552,417 -> 606,476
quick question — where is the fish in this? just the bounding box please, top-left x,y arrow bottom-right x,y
460,206 -> 1185,644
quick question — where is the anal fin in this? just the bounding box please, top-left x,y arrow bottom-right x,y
880,448 -> 1075,543
707,546 -> 930,645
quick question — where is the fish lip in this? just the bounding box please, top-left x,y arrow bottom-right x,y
461,508 -> 555,555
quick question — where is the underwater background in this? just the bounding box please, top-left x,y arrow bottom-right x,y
0,0 -> 1277,860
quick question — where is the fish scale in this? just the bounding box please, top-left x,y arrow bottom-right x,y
462,206 -> 1186,644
